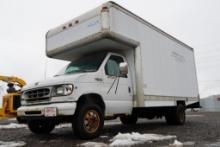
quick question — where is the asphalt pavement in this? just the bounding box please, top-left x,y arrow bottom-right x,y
0,112 -> 220,147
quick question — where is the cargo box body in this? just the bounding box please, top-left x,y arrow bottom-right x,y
46,1 -> 199,107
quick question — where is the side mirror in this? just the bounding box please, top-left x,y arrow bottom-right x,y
119,62 -> 128,75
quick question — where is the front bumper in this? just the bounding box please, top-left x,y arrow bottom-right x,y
17,102 -> 76,118
17,115 -> 73,124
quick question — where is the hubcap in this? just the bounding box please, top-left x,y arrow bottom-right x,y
83,109 -> 100,133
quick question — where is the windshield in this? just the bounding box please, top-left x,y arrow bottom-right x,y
56,52 -> 107,76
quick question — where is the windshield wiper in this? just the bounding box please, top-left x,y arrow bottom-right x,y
63,69 -> 97,75
81,69 -> 96,72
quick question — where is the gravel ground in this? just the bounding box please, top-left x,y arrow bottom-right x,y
0,112 -> 220,147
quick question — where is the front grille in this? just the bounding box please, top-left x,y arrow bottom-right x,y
25,97 -> 50,103
24,88 -> 51,104
25,88 -> 50,98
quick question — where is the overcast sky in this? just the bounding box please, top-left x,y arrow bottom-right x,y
0,0 -> 220,99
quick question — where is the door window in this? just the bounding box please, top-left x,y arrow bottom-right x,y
105,55 -> 126,77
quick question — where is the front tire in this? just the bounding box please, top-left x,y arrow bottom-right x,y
28,121 -> 55,134
165,104 -> 186,125
73,104 -> 104,139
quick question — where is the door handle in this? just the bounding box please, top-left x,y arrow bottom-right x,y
128,87 -> 131,93
94,78 -> 103,82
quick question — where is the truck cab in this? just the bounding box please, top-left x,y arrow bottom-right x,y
17,52 -> 133,138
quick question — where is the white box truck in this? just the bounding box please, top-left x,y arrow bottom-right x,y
17,1 -> 199,139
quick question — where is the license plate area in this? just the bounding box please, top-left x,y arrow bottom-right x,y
44,107 -> 57,117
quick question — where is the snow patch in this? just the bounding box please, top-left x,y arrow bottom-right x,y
169,139 -> 183,147
79,142 -> 108,147
79,132 -> 176,147
183,141 -> 195,146
0,123 -> 26,129
110,132 -> 176,146
0,141 -> 26,147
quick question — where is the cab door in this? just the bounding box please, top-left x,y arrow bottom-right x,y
103,54 -> 132,114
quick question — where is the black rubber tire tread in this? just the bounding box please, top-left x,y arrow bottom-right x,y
120,115 -> 138,125
165,104 -> 186,125
73,103 -> 104,139
28,121 -> 55,134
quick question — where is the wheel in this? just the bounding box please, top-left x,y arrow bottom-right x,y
28,121 -> 55,134
120,115 -> 137,125
73,103 -> 104,139
165,104 -> 185,125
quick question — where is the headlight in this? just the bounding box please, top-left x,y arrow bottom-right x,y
21,99 -> 26,105
21,91 -> 26,99
51,84 -> 73,97
20,92 -> 27,105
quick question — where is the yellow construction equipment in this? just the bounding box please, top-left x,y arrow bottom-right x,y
0,76 -> 26,118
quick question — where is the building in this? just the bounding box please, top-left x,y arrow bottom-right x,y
200,95 -> 220,112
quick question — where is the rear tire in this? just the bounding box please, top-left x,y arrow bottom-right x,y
120,115 -> 137,125
165,104 -> 185,125
28,121 -> 55,134
73,103 -> 104,139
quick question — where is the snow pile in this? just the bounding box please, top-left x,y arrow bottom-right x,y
169,140 -> 183,147
110,132 -> 176,146
80,142 -> 108,147
79,132 -> 176,147
0,141 -> 26,147
0,123 -> 26,129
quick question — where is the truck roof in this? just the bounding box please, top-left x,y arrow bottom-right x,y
47,1 -> 193,51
